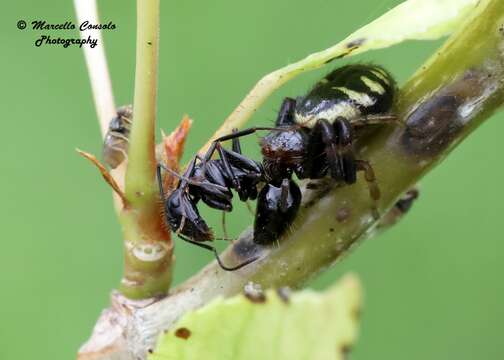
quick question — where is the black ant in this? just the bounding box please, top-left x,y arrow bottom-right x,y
157,132 -> 267,271
158,64 -> 397,271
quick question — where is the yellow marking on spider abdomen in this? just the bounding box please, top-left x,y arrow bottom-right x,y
370,69 -> 389,83
332,86 -> 375,107
294,103 -> 360,128
360,76 -> 385,94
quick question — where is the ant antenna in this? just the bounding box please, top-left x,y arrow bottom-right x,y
157,163 -> 229,192
221,211 -> 229,240
177,234 -> 260,271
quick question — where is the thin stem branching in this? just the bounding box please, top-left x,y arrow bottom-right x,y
78,0 -> 504,358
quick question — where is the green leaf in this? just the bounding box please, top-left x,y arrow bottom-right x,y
149,275 -> 362,360
288,0 -> 479,71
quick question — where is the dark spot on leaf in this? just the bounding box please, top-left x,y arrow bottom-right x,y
336,207 -> 351,223
175,327 -> 191,340
341,344 -> 353,360
352,306 -> 362,321
147,41 -> 152,45
325,52 -> 349,64
276,287 -> 291,303
147,349 -> 154,354
346,38 -> 365,49
329,228 -> 335,232
325,40 -> 364,64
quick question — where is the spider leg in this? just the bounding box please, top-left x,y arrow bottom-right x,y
275,97 -> 297,126
311,118 -> 345,180
352,113 -> 397,127
355,159 -> 381,219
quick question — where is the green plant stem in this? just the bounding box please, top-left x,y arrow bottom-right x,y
78,0 -> 504,357
126,0 -> 159,204
119,0 -> 172,299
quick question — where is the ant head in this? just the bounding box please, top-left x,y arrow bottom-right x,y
165,189 -> 213,242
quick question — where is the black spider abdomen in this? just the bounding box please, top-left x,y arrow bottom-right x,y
294,64 -> 396,125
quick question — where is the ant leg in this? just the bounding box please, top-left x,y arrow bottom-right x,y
158,157 -> 197,187
201,126 -> 277,175
231,129 -> 242,154
158,162 -> 229,192
201,123 -> 293,176
216,143 -> 243,194
214,126 -> 280,143
355,159 -> 381,219
201,126 -> 279,163
215,143 -> 262,202
197,127 -> 266,185
177,234 -> 259,271
208,97 -> 296,151
202,123 -> 294,164
221,211 -> 229,240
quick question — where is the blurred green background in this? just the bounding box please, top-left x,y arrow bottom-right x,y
2,0 -> 504,359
